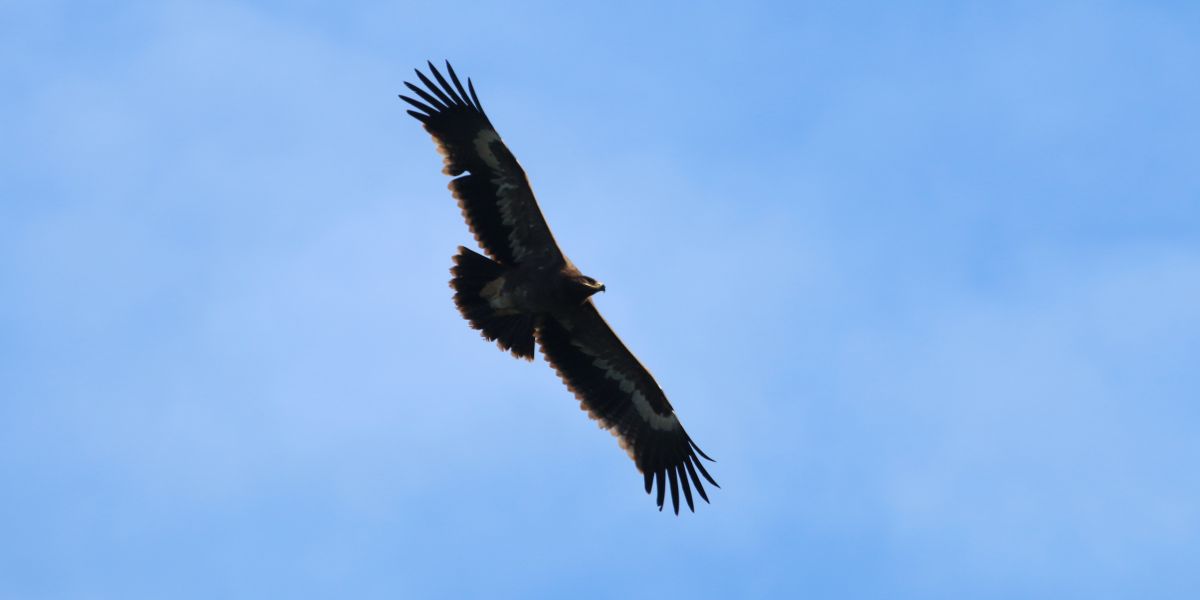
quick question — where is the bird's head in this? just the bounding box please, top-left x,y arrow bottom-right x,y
568,274 -> 606,303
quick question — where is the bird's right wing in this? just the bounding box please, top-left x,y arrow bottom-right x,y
402,61 -> 563,267
536,301 -> 718,514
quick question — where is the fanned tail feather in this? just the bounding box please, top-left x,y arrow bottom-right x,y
449,246 -> 535,360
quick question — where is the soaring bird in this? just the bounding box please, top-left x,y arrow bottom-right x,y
401,62 -> 717,513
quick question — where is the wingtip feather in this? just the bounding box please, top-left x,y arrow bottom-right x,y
692,456 -> 719,489
467,78 -> 486,117
684,458 -> 710,503
655,470 -> 666,510
678,464 -> 695,512
667,466 -> 681,515
689,438 -> 716,462
445,61 -> 475,112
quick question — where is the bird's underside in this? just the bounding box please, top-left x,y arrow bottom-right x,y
402,61 -> 717,514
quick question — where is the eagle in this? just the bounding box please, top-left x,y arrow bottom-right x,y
401,61 -> 718,513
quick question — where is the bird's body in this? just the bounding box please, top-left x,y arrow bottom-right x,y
401,62 -> 717,513
484,260 -> 602,317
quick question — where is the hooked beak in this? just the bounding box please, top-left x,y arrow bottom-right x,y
595,282 -> 606,293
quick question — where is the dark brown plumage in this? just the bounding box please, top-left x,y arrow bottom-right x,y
402,61 -> 717,513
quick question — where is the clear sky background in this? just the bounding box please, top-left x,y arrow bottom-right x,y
3,1 -> 1198,598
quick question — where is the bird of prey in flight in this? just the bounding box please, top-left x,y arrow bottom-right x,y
401,61 -> 718,513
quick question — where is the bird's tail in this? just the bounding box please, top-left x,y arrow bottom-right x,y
450,246 -> 536,360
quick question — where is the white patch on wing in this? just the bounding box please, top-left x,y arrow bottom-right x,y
591,355 -> 678,431
472,130 -> 502,170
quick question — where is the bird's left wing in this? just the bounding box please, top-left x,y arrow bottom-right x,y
537,302 -> 718,514
401,62 -> 563,267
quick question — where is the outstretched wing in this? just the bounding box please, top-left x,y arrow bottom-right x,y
536,302 -> 718,514
401,61 -> 563,267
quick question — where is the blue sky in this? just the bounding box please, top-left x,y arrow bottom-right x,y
2,1 -> 1198,598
